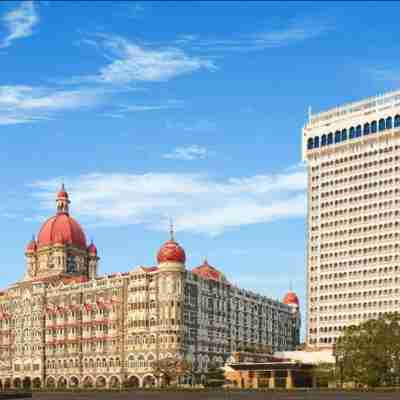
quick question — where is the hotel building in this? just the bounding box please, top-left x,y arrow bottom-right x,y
0,186 -> 300,390
303,90 -> 400,348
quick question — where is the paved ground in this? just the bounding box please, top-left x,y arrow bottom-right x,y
28,390 -> 400,400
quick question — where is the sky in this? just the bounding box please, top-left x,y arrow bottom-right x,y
1,1 -> 399,334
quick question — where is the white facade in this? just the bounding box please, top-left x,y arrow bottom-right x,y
303,90 -> 400,348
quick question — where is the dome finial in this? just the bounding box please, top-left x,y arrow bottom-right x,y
56,182 -> 70,215
169,218 -> 175,241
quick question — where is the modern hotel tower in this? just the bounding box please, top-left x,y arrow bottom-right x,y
303,91 -> 400,348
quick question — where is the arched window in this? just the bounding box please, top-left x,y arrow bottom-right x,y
349,127 -> 355,139
321,134 -> 327,147
341,129 -> 347,141
395,115 -> 400,128
327,132 -> 333,145
314,136 -> 320,148
138,356 -> 145,369
363,123 -> 370,135
334,130 -> 341,143
379,119 -> 385,131
307,138 -> 313,150
371,121 -> 377,133
356,125 -> 362,137
386,117 -> 392,129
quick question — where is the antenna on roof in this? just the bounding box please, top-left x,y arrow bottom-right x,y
169,218 -> 175,241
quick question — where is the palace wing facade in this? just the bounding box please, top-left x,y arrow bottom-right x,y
0,187 -> 300,390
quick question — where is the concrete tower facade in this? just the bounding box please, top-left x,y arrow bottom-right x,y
303,90 -> 400,348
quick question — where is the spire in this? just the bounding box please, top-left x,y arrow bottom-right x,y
56,183 -> 70,215
169,218 -> 175,241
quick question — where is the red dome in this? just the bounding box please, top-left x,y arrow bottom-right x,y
283,291 -> 299,306
26,238 -> 37,253
157,240 -> 186,264
57,190 -> 68,199
87,242 -> 97,255
37,214 -> 87,249
57,183 -> 69,199
192,260 -> 226,282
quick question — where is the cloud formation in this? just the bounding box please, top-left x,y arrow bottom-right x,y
1,1 -> 39,48
163,145 -> 209,161
175,18 -> 330,52
29,165 -> 307,236
0,85 -> 103,125
77,35 -> 217,84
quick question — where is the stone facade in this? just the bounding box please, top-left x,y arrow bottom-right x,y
0,188 -> 300,390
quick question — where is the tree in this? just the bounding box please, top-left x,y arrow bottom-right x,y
205,362 -> 225,388
152,357 -> 192,386
313,362 -> 336,387
334,312 -> 400,387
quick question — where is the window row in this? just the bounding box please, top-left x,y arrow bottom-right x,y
307,115 -> 400,150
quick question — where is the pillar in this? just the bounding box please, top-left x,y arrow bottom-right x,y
253,373 -> 258,389
286,369 -> 293,389
269,370 -> 275,389
312,374 -> 317,388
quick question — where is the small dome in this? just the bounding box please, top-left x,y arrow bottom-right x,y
157,240 -> 186,264
26,237 -> 37,253
192,259 -> 227,282
283,291 -> 299,306
57,183 -> 69,199
87,242 -> 97,255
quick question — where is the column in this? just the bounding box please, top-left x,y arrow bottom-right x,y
269,370 -> 275,389
312,373 -> 317,388
286,369 -> 293,389
253,372 -> 258,389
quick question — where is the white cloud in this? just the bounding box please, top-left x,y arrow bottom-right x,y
1,1 -> 39,48
0,85 -> 103,125
176,18 -> 330,52
29,165 -> 307,236
163,145 -> 209,161
76,35 -> 216,84
367,67 -> 400,83
166,119 -> 217,133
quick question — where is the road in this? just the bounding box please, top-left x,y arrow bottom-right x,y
30,390 -> 400,400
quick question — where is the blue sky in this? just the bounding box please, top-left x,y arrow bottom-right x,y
1,1 -> 399,332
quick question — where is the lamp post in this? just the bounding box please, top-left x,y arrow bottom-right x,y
333,343 -> 343,389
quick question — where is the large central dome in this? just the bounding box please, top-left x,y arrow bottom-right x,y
36,184 -> 87,250
37,214 -> 87,249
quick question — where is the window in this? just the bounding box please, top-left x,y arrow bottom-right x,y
327,132 -> 333,145
379,119 -> 385,131
341,129 -> 347,141
395,115 -> 400,128
371,121 -> 377,133
307,138 -> 313,150
334,131 -> 341,143
386,117 -> 392,129
356,125 -> 362,137
314,136 -> 320,148
321,134 -> 327,147
363,123 -> 370,135
349,127 -> 355,139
